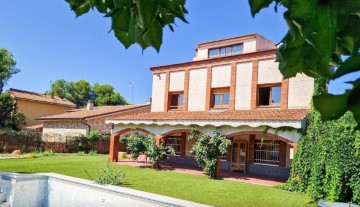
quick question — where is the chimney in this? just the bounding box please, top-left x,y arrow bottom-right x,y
87,100 -> 94,110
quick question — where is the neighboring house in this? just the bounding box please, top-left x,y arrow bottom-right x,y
36,102 -> 150,142
107,33 -> 314,178
8,88 -> 76,128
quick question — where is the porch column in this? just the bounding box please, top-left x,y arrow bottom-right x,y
279,141 -> 287,167
109,134 -> 119,162
180,132 -> 186,156
216,156 -> 221,177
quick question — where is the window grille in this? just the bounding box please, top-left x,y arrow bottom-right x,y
254,140 -> 280,165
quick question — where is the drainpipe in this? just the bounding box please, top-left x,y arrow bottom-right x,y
80,119 -> 91,134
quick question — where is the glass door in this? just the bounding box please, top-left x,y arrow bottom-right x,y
230,142 -> 247,172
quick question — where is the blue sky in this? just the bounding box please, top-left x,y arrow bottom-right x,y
0,1 -> 356,103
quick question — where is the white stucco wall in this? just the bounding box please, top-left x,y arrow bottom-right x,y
169,71 -> 185,92
258,59 -> 283,84
242,39 -> 257,53
151,73 -> 166,112
211,65 -> 231,88
193,48 -> 208,61
188,68 -> 207,111
288,73 -> 314,109
235,62 -> 253,110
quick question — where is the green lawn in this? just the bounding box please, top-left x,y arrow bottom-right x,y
0,155 -> 315,207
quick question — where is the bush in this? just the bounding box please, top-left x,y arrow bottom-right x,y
189,127 -> 231,179
87,131 -> 108,141
285,78 -> 360,204
120,129 -> 175,169
88,149 -> 98,155
90,163 -> 125,186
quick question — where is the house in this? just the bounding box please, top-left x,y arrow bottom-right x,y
8,88 -> 76,128
36,101 -> 150,142
106,33 -> 314,178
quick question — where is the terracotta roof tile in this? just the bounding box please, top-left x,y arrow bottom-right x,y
36,104 -> 150,120
9,88 -> 76,107
109,109 -> 310,121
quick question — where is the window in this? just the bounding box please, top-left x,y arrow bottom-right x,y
169,93 -> 184,110
254,140 -> 280,165
208,44 -> 243,58
212,88 -> 230,108
166,137 -> 182,155
258,85 -> 281,106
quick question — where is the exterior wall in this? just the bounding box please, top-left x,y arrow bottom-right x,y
211,65 -> 231,88
256,35 -> 276,51
169,71 -> 185,92
194,48 -> 209,61
188,68 -> 207,111
235,62 -> 253,110
42,121 -> 88,142
242,39 -> 257,53
257,59 -> 283,84
151,73 -> 166,112
288,73 -> 314,109
16,99 -> 74,127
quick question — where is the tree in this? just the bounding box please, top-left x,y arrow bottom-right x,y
120,129 -> 175,169
65,80 -> 92,107
0,48 -> 20,93
51,79 -> 67,99
51,79 -> 127,108
93,83 -> 127,106
66,0 -> 188,52
67,0 -> 360,126
188,127 -> 231,179
0,92 -> 26,129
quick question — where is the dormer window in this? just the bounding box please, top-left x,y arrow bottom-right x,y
208,44 -> 243,58
169,93 -> 184,110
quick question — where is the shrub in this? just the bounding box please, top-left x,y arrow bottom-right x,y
120,129 -> 175,169
285,78 -> 360,204
189,127 -> 231,179
76,151 -> 86,156
88,149 -> 98,155
87,130 -> 108,141
90,163 -> 125,186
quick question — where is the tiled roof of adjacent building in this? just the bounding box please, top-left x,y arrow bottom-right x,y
36,104 -> 150,121
8,88 -> 76,108
109,109 -> 310,121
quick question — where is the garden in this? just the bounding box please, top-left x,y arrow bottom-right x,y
0,154 -> 315,207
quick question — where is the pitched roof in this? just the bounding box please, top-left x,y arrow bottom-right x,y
9,88 -> 76,108
109,109 -> 310,121
36,104 -> 150,121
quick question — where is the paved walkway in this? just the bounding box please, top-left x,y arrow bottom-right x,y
116,156 -> 286,187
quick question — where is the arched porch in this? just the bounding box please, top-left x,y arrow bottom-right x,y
109,128 -> 151,162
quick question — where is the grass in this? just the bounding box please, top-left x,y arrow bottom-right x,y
0,154 -> 315,207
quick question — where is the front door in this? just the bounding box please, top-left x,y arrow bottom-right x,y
230,142 -> 247,172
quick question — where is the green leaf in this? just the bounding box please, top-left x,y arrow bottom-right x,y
248,0 -> 274,17
333,52 -> 360,79
313,93 -> 349,121
348,81 -> 360,128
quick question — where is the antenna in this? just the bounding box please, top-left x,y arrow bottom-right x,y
129,82 -> 134,104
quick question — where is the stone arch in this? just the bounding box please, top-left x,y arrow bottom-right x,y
109,128 -> 151,162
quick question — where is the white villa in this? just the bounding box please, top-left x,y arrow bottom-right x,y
106,33 -> 314,178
